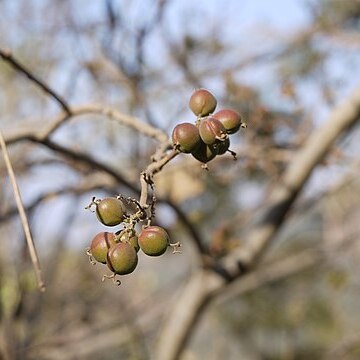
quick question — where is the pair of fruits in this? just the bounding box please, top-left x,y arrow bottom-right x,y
172,89 -> 244,164
89,197 -> 170,276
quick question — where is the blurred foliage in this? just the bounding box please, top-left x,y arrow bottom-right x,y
1,0 -> 360,359
316,0 -> 360,30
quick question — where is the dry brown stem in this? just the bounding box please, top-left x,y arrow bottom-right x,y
0,129 -> 46,292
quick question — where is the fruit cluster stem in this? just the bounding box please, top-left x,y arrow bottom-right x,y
139,149 -> 179,209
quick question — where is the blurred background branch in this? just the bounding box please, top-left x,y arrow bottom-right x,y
1,0 -> 360,359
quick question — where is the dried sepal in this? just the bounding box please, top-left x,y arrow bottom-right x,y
213,109 -> 243,134
198,117 -> 228,145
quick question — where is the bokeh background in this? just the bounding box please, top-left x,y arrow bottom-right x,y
1,0 -> 360,359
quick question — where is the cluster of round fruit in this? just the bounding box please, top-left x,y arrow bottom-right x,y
87,197 -> 173,283
172,88 -> 245,166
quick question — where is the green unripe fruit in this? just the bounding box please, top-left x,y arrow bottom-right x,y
90,232 -> 116,264
213,109 -> 242,134
119,231 -> 140,253
172,122 -> 201,153
107,242 -> 138,275
138,226 -> 170,256
191,141 -> 218,163
189,88 -> 217,117
215,137 -> 230,155
128,235 -> 140,253
96,197 -> 126,226
198,116 -> 228,145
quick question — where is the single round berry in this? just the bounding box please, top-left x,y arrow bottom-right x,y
215,137 -> 230,155
172,122 -> 201,153
96,197 -> 126,226
119,231 -> 140,253
191,141 -> 218,163
107,242 -> 138,275
198,116 -> 228,145
213,109 -> 242,134
138,226 -> 170,257
189,89 -> 217,117
90,232 -> 117,264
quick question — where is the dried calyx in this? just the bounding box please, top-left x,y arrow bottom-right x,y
213,109 -> 243,134
198,116 -> 228,145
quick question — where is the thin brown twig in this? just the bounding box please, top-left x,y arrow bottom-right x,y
139,149 -> 178,207
138,147 -> 208,255
0,48 -> 71,115
0,179 -> 119,223
4,132 -> 205,256
163,198 -> 207,255
0,129 -> 45,292
1,45 -> 197,300
39,138 -> 138,194
5,104 -> 168,146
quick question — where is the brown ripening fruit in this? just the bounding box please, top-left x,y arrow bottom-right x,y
212,109 -> 242,134
90,232 -> 117,264
96,197 -> 126,226
198,116 -> 228,145
172,122 -> 201,153
107,242 -> 138,275
191,140 -> 218,163
189,88 -> 217,117
138,226 -> 170,256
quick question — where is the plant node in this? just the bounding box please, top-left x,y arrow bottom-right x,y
85,197 -> 99,212
102,273 -> 121,286
170,241 -> 182,254
227,149 -> 237,160
86,247 -> 96,265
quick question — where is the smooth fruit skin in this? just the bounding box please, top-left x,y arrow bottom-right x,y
90,232 -> 116,264
128,235 -> 140,253
107,242 -> 138,275
138,226 -> 170,256
189,89 -> 217,117
172,122 -> 201,153
96,198 -> 126,226
198,117 -> 228,145
191,141 -> 218,163
213,109 -> 242,134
